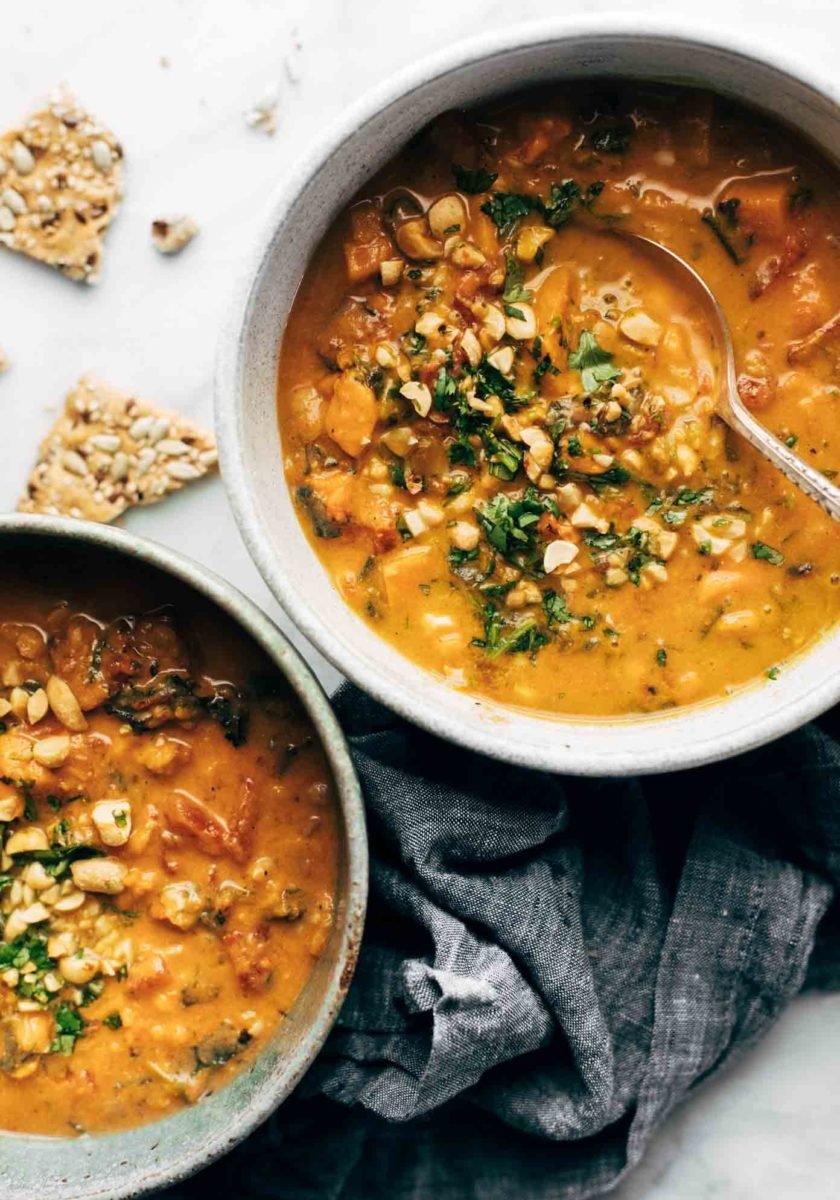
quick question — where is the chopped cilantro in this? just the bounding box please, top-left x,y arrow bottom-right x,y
766,666 -> 781,680
472,602 -> 548,658
785,434 -> 798,448
433,364 -> 458,411
543,590 -> 573,627
568,331 -> 622,394
403,330 -> 427,355
390,463 -> 407,489
8,843 -> 103,879
79,978 -> 105,1007
448,436 -> 477,466
452,164 -> 498,194
533,355 -> 557,384
448,546 -> 479,571
566,436 -> 584,458
656,648 -> 668,667
562,464 -> 631,491
0,933 -> 51,972
445,474 -> 471,499
483,433 -> 523,481
583,524 -> 663,586
476,489 -> 559,576
51,1003 -> 85,1055
502,254 -> 533,305
542,179 -> 581,228
752,541 -> 784,566
102,1012 -> 123,1030
480,192 -> 538,238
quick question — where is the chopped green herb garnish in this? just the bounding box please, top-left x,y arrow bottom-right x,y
502,254 -> 533,306
656,648 -> 667,667
452,164 -> 498,194
542,179 -> 581,229
102,1012 -> 123,1030
568,330 -> 622,394
543,590 -> 573,627
8,843 -> 103,879
51,1003 -> 85,1055
476,489 -> 558,575
752,541 -> 784,566
480,192 -> 539,238
766,666 -> 781,680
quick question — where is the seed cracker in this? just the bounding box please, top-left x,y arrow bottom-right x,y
0,88 -> 123,283
18,376 -> 218,523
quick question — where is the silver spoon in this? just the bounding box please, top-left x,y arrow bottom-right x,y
616,231 -> 840,523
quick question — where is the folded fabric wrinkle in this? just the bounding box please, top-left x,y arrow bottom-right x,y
165,687 -> 840,1200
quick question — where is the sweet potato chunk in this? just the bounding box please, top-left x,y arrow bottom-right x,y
344,201 -> 395,284
381,545 -> 440,605
222,926 -> 273,992
325,373 -> 378,457
308,471 -> 354,524
725,176 -> 793,241
126,954 -> 171,995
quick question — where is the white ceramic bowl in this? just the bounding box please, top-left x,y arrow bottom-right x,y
216,17 -> 840,776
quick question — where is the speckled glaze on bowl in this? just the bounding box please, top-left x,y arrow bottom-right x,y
0,514 -> 367,1200
216,16 -> 840,776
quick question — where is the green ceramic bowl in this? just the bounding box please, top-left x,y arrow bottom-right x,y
0,514 -> 367,1200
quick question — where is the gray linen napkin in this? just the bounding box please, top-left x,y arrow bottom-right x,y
166,687 -> 840,1199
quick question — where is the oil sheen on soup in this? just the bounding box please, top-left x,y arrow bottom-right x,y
278,84 -> 840,716
0,553 -> 338,1135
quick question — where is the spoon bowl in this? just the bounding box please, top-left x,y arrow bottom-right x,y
615,230 -> 840,522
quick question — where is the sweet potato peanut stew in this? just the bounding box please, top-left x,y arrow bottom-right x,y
278,84 -> 840,716
0,556 -> 337,1135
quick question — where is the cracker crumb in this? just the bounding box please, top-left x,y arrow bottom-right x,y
18,376 -> 217,522
0,87 -> 122,284
244,88 -> 278,136
151,214 -> 199,255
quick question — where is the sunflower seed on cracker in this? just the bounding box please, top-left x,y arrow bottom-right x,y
151,214 -> 199,255
0,88 -> 123,284
18,376 -> 217,523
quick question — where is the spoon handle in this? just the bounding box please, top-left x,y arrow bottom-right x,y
721,389 -> 840,522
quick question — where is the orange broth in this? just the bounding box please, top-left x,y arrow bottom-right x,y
0,551 -> 338,1134
278,83 -> 840,715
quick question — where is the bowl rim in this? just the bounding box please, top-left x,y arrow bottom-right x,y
0,513 -> 368,1199
215,14 -> 840,777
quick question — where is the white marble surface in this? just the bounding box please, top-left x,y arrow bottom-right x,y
1,1 -> 839,1195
